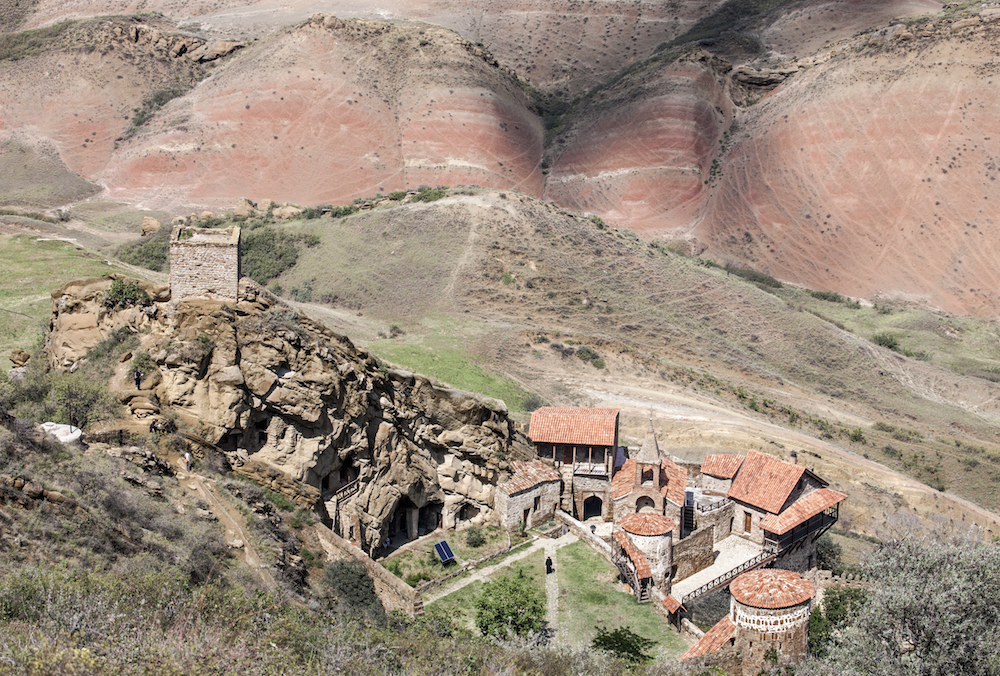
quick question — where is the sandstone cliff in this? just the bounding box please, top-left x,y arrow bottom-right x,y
44,276 -> 531,553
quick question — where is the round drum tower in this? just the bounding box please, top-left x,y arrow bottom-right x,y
619,512 -> 674,586
729,569 -> 814,676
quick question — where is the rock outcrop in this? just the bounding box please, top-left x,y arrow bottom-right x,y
44,276 -> 532,553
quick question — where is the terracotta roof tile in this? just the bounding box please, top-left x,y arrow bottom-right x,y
528,407 -> 619,446
727,450 -> 806,514
663,594 -> 684,613
760,488 -> 847,535
681,616 -> 735,659
729,569 -> 814,609
660,456 -> 688,507
611,458 -> 688,506
701,453 -> 744,479
620,512 -> 675,536
498,460 -> 561,496
613,530 -> 652,579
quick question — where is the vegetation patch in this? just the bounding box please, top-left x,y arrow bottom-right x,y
114,224 -> 171,271
0,21 -> 74,61
555,540 -> 686,657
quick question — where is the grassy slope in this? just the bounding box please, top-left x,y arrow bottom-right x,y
236,193 -> 1000,513
0,234 -> 141,369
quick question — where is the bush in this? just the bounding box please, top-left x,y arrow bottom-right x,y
872,332 -> 900,351
240,227 -> 301,285
414,188 -> 447,202
114,224 -> 171,271
323,559 -> 386,625
522,393 -> 545,412
387,191 -> 407,201
474,571 -> 543,637
465,525 -> 486,548
729,267 -> 782,288
102,279 -> 151,309
848,428 -> 866,444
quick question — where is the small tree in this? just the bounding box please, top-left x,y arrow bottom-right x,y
474,571 -> 543,637
592,625 -> 656,663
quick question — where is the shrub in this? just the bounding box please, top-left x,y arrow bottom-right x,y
729,267 -> 782,288
522,393 -> 545,412
848,428 -> 866,444
872,332 -> 900,351
811,290 -> 845,303
102,279 -> 151,309
387,191 -> 407,201
474,571 -> 543,637
240,227 -> 301,285
465,525 -> 486,548
323,559 -> 386,625
114,224 -> 171,271
414,188 -> 447,202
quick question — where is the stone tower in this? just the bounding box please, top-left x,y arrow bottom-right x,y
629,420 -> 665,514
169,225 -> 241,300
729,569 -> 814,676
618,512 -> 674,588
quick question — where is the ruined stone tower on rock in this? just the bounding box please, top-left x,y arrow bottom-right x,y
168,225 -> 241,300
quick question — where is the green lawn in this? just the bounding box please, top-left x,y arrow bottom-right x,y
425,548 -> 546,634
556,540 -> 687,658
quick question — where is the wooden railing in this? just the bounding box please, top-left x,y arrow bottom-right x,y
333,479 -> 360,500
695,498 -> 730,514
680,549 -> 776,605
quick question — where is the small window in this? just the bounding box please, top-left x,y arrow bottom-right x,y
533,496 -> 540,510
744,512 -> 752,532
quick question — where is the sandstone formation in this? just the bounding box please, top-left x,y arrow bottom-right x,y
44,276 -> 532,553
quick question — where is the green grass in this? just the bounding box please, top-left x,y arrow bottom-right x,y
425,548 -> 546,634
556,541 -> 686,658
373,335 -> 532,412
0,235 -> 139,369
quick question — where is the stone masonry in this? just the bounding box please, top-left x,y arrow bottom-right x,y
169,225 -> 241,300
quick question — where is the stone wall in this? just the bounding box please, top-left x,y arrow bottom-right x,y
701,474 -> 732,495
672,525 -> 716,582
555,509 -> 613,558
169,226 -> 240,300
696,500 -> 735,543
630,531 -> 672,587
733,599 -> 810,676
572,475 -> 611,520
314,523 -> 423,617
732,501 -> 768,544
496,480 -> 561,530
775,538 -> 820,572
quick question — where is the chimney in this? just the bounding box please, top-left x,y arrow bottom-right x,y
790,450 -> 798,465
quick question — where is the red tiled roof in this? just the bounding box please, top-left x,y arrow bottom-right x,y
760,488 -> 847,535
701,453 -> 744,479
729,569 -> 814,609
620,512 -> 675,537
613,530 -> 652,579
727,450 -> 806,514
528,407 -> 619,446
681,616 -> 735,659
660,456 -> 687,507
611,458 -> 688,507
663,594 -> 684,613
498,460 -> 561,496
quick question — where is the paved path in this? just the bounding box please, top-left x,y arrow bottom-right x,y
669,534 -> 762,599
423,532 -> 578,606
